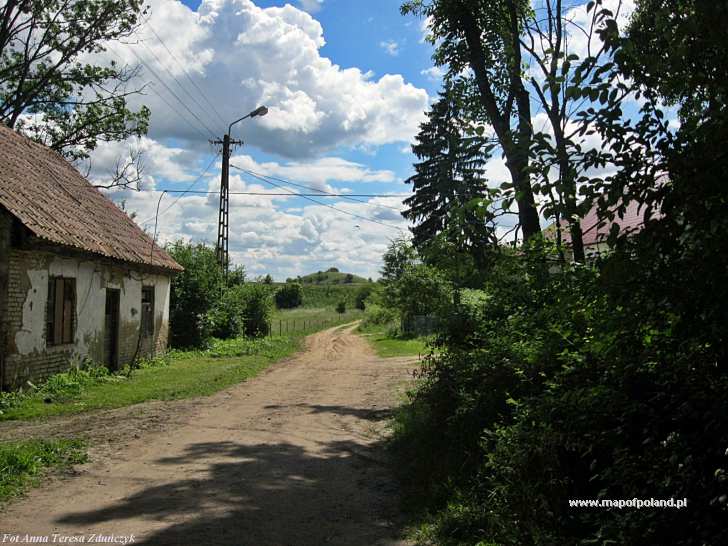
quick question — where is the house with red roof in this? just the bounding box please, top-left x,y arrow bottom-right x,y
544,198 -> 654,262
0,124 -> 182,389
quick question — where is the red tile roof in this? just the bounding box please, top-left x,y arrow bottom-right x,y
0,124 -> 182,271
546,198 -> 654,247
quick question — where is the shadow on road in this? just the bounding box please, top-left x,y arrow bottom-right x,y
264,403 -> 394,421
56,413 -> 404,545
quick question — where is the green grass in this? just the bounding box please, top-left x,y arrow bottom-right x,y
0,336 -> 300,422
358,324 -> 431,358
297,284 -> 370,308
0,439 -> 88,502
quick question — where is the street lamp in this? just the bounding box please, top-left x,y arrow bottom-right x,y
215,105 -> 269,276
228,105 -> 269,136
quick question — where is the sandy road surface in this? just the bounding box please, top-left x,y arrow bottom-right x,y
0,324 -> 417,545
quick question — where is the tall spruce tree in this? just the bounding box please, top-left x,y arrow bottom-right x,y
402,85 -> 497,255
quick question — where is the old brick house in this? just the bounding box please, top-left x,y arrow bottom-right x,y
0,124 -> 182,388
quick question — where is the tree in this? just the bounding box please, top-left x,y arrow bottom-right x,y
344,273 -> 354,284
381,236 -> 418,284
263,274 -> 273,285
336,300 -> 346,314
275,283 -> 303,309
403,0 -> 541,241
403,84 -> 500,261
0,0 -> 150,171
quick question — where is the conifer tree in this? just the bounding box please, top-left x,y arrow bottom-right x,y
402,84 -> 497,255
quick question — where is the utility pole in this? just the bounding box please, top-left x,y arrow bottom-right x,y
212,106 -> 269,279
212,133 -> 241,277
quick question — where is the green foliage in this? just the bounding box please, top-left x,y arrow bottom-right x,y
227,265 -> 246,286
208,283 -> 273,339
298,284 -> 363,308
361,302 -> 399,329
263,274 -> 273,284
167,241 -> 224,349
403,84 -> 498,255
395,248 -> 728,545
0,439 -> 88,501
275,283 -> 303,309
238,283 -> 273,337
335,300 -> 346,314
386,263 -> 452,323
380,236 -> 418,284
354,285 -> 374,310
393,3 -> 728,546
207,286 -> 246,340
0,0 -> 150,161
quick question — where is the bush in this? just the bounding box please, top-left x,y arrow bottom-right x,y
239,283 -> 273,337
393,248 -> 728,546
361,302 -> 398,328
207,288 -> 246,339
336,301 -> 346,314
166,241 -> 224,349
275,283 -> 303,309
208,284 -> 273,339
386,263 -> 452,323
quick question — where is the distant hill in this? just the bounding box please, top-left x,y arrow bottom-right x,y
291,268 -> 371,286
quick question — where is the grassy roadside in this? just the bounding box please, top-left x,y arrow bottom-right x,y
0,308 -> 358,423
0,439 -> 88,503
357,323 -> 431,358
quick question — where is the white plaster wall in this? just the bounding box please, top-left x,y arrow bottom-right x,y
14,253 -> 171,362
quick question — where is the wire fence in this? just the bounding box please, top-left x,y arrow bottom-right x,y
265,313 -> 361,337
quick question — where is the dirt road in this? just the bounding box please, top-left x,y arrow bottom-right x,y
0,324 -> 417,545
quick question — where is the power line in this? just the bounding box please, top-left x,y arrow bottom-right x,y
123,44 -> 217,139
237,166 -> 403,231
136,35 -> 222,136
106,44 -> 212,141
144,24 -> 228,131
234,167 -> 405,212
140,152 -> 221,225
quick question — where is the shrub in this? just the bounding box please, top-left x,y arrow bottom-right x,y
239,283 -> 273,337
336,301 -> 346,314
361,302 -> 398,328
275,283 -> 303,309
386,263 -> 452,323
208,284 -> 273,339
393,249 -> 728,545
207,288 -> 246,339
166,241 -> 224,349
